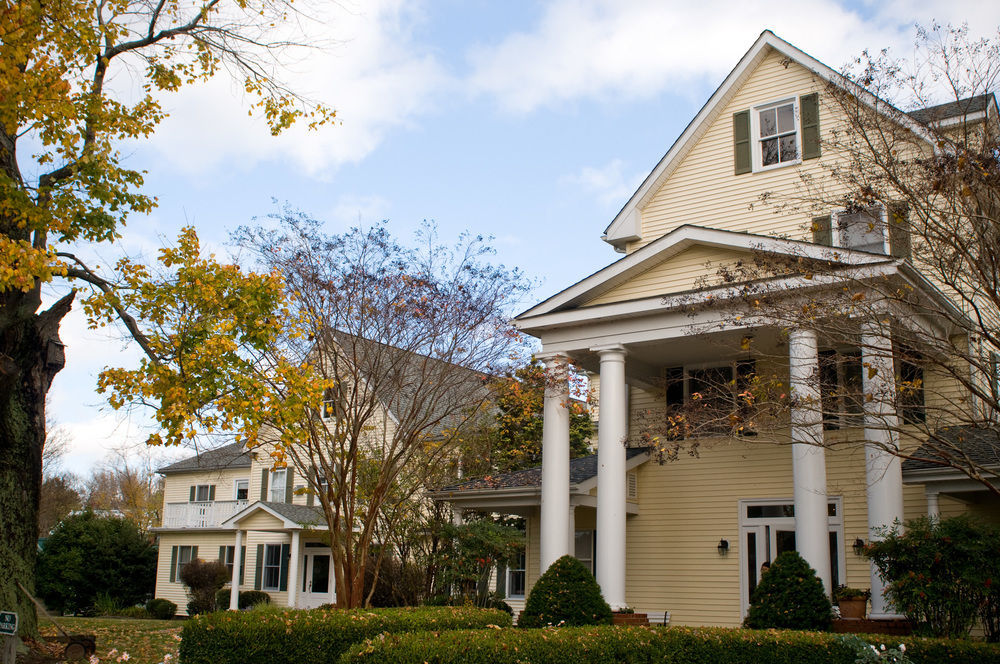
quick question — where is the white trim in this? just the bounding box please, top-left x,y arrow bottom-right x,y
234,478 -> 249,502
832,206 -> 889,255
751,97 -> 800,173
602,30 -> 935,248
221,501 -> 314,530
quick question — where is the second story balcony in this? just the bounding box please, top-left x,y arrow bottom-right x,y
162,500 -> 249,528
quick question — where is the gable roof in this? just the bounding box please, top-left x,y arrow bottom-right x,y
437,447 -> 649,493
907,93 -> 997,126
221,500 -> 325,529
602,30 -> 935,250
158,442 -> 251,475
517,224 -> 889,322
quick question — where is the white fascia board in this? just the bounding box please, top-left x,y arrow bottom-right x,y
602,31 -> 935,248
519,225 -> 883,321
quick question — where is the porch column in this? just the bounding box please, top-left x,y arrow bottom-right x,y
453,507 -> 465,526
287,530 -> 302,608
788,328 -> 832,595
861,320 -> 905,618
539,354 -> 571,572
926,490 -> 940,519
229,529 -> 244,610
594,344 -> 627,610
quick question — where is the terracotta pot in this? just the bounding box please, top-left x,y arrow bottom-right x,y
838,597 -> 867,620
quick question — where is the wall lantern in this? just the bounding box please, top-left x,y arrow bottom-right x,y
852,538 -> 866,556
717,538 -> 730,555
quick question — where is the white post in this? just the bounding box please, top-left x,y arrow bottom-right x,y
453,507 -> 465,527
229,529 -> 243,610
926,490 -> 940,519
287,530 -> 302,608
594,344 -> 627,610
568,503 -> 576,555
861,320 -> 905,618
539,354 -> 571,572
788,328 -> 832,595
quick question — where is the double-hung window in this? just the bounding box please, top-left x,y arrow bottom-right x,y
189,484 -> 214,502
262,544 -> 283,591
177,545 -> 195,580
733,93 -> 819,175
269,469 -> 287,503
665,361 -> 756,436
757,100 -> 798,168
819,351 -> 864,429
507,551 -> 526,598
235,479 -> 249,501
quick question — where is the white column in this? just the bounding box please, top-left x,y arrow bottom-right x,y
568,503 -> 576,554
229,529 -> 244,610
861,320 -> 905,618
287,530 -> 302,608
926,490 -> 940,519
452,507 -> 465,526
539,354 -> 571,572
788,328 -> 832,595
594,345 -> 627,610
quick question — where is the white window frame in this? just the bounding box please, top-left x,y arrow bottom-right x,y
506,550 -> 526,599
751,98 -> 800,172
737,497 -> 845,618
192,485 -> 211,502
234,479 -> 249,502
320,388 -> 338,421
832,206 -> 889,254
574,529 -> 595,575
262,544 -> 282,591
176,545 -> 196,581
269,469 -> 287,503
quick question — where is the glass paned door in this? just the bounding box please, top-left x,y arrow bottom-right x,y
300,551 -> 334,608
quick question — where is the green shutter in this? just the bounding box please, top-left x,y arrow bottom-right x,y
218,546 -> 227,563
169,546 -> 178,583
307,466 -> 316,507
800,93 -> 821,160
254,544 -> 264,590
240,546 -> 246,585
278,543 -> 290,591
209,485 -> 216,501
812,215 -> 832,246
285,470 -> 294,503
888,204 -> 912,260
733,110 -> 752,175
260,468 -> 269,501
496,563 -> 507,598
191,546 -> 198,562
189,486 -> 196,502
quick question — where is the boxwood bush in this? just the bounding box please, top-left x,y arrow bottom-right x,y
179,605 -> 511,664
519,554 -> 612,628
340,625 -> 1000,664
213,589 -> 271,611
744,551 -> 832,631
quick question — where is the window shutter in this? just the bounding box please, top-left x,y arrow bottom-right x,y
888,204 -> 912,260
240,546 -> 246,585
169,546 -> 178,583
218,546 -> 227,563
812,215 -> 832,246
191,546 -> 198,562
285,470 -> 294,504
278,543 -> 291,591
307,466 -> 316,507
800,93 -> 821,160
209,485 -> 216,501
254,544 -> 264,590
733,110 -> 752,175
260,468 -> 269,502
189,486 -> 196,502
496,563 -> 507,598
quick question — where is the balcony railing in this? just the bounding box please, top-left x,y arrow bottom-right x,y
162,500 -> 249,528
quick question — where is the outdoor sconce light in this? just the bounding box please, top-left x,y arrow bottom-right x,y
852,538 -> 866,556
717,538 -> 730,555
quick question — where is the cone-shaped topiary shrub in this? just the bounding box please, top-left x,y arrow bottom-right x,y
743,551 -> 833,631
519,555 -> 612,627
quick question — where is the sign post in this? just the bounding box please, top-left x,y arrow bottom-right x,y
0,611 -> 17,664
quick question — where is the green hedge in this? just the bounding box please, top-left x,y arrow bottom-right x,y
179,605 -> 511,664
339,625 -> 1000,664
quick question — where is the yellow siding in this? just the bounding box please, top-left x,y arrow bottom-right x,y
586,247 -> 750,306
633,50 -> 849,251
154,531 -> 243,614
163,467 -> 250,505
239,510 -> 287,530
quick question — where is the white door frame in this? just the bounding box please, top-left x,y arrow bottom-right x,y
299,547 -> 335,608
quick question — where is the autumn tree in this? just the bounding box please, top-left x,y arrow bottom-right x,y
38,416 -> 82,535
0,0 -> 331,631
641,25 -> 1000,494
82,447 -> 164,533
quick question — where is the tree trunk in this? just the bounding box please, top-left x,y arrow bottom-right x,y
0,290 -> 73,636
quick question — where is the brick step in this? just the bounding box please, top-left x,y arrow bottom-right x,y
832,618 -> 913,636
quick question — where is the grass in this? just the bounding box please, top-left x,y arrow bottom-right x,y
37,616 -> 183,664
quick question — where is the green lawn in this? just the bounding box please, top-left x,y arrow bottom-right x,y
38,616 -> 183,664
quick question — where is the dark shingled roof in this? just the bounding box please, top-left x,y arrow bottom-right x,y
158,442 -> 251,474
257,501 -> 326,526
907,94 -> 995,125
901,426 -> 1000,473
439,447 -> 649,492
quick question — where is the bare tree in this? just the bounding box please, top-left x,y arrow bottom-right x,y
235,212 -> 530,608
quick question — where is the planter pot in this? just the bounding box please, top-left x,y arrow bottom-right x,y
838,598 -> 867,620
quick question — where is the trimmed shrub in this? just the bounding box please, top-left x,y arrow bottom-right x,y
744,551 -> 832,631
146,598 -> 178,620
519,555 -> 612,628
214,589 -> 272,611
179,605 -> 511,664
339,624 -> 1000,664
180,558 -> 230,616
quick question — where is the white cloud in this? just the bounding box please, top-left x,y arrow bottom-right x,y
142,0 -> 448,176
329,194 -> 392,228
562,159 -> 645,208
467,0 -> 997,113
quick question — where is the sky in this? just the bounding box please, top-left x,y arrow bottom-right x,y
41,0 -> 1000,475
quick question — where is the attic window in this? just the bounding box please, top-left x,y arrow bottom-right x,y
757,100 -> 798,168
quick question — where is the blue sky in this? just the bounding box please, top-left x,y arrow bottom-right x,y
46,0 -> 999,474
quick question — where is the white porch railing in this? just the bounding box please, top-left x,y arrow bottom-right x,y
162,500 -> 248,528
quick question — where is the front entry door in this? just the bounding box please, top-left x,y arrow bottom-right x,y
300,551 -> 334,608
